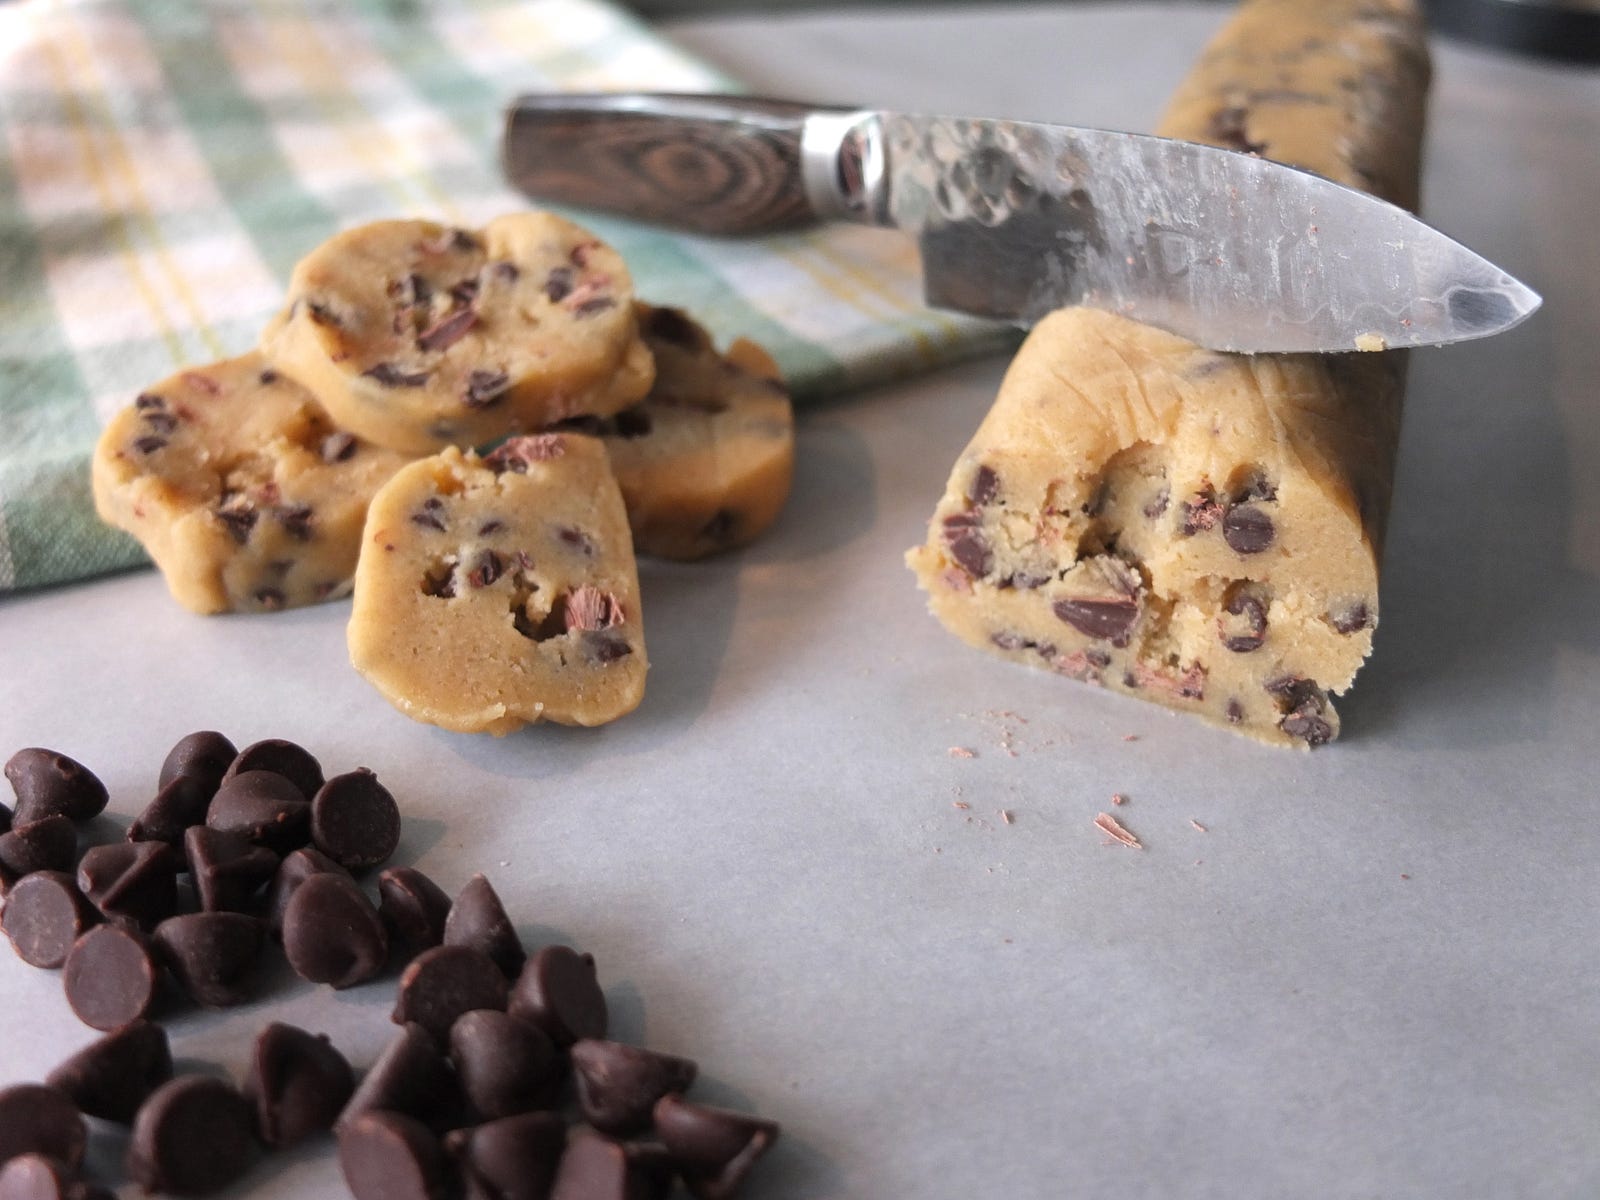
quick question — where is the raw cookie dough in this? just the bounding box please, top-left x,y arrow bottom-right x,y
552,304 -> 794,561
91,353 -> 413,614
907,0 -> 1429,748
348,434 -> 647,733
261,213 -> 654,455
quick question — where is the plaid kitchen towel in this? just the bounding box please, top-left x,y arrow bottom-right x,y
0,0 -> 1016,595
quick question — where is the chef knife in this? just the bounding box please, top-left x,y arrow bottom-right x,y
501,92 -> 1539,354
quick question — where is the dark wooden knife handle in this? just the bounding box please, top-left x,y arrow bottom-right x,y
502,93 -> 841,236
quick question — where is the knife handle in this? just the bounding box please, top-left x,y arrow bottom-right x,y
502,92 -> 866,236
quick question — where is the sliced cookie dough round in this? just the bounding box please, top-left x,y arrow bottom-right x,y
348,435 -> 647,733
261,214 -> 655,455
91,352 -> 414,614
551,303 -> 794,561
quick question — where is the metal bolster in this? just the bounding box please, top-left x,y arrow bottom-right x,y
800,110 -> 883,224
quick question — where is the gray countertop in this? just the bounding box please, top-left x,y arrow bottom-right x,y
3,5 -> 1598,1198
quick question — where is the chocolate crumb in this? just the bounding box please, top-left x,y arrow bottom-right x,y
1094,812 -> 1142,849
948,747 -> 975,759
1111,793 -> 1128,806
1190,819 -> 1208,833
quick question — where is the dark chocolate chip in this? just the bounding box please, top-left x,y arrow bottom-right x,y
574,296 -> 615,317
465,551 -> 506,590
557,527 -> 594,555
321,431 -> 359,463
582,630 -> 633,665
1209,105 -> 1266,154
258,368 -> 280,386
393,945 -> 509,1043
44,1020 -> 172,1125
966,465 -> 999,506
77,842 -> 181,930
131,435 -> 167,455
543,268 -> 574,303
310,769 -> 401,871
1280,704 -> 1334,746
364,362 -> 431,388
1222,504 -> 1275,554
445,1112 -> 566,1200
464,369 -> 511,409
1219,587 -> 1269,653
157,731 -> 236,795
184,827 -> 278,913
5,749 -> 108,825
478,520 -> 507,537
0,817 -> 77,893
282,872 -> 388,989
571,1039 -> 697,1136
377,866 -> 453,953
447,1009 -> 561,1121
214,499 -> 257,545
338,1023 -> 459,1133
642,305 -> 702,348
509,944 -> 606,1047
152,912 -> 265,1007
2,871 -> 98,968
244,1022 -> 355,1149
490,261 -> 520,284
222,739 -> 324,800
654,1093 -> 780,1200
0,1085 -> 85,1171
1226,700 -> 1245,725
207,771 -> 311,854
1144,486 -> 1170,519
274,503 -> 315,541
141,409 -> 179,434
134,393 -> 165,412
1052,596 -> 1139,645
1331,602 -> 1372,634
941,512 -> 991,579
548,1132 -> 671,1200
411,497 -> 449,533
63,925 -> 160,1031
127,1076 -> 255,1197
265,846 -> 351,936
417,307 -> 478,353
338,1111 -> 450,1200
307,300 -> 342,328
443,874 -> 524,979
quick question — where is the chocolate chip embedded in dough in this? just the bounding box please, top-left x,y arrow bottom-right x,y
207,771 -> 311,855
1143,486 -> 1170,519
338,1111 -> 451,1200
1331,602 -> 1372,634
411,498 -> 448,532
282,872 -> 388,989
338,1023 -> 460,1133
0,816 -> 77,893
392,945 -> 509,1043
1178,488 -> 1223,535
464,551 -> 506,590
321,432 -> 359,463
222,738 -> 324,800
653,1092 -> 782,1200
543,267 -> 574,303
444,1112 -> 566,1200
463,369 -> 511,410
364,363 -> 431,388
1266,676 -> 1335,746
132,435 -> 168,455
377,866 -> 453,952
574,296 -> 616,317
244,1022 -> 355,1149
509,944 -> 606,1047
447,1009 -> 562,1121
941,512 -> 992,578
63,925 -> 161,1031
442,874 -> 524,979
274,504 -> 315,542
570,1039 -> 698,1136
1222,504 -> 1275,554
184,827 -> 279,913
1052,596 -> 1138,645
152,912 -> 266,1007
214,496 -> 258,545
967,464 -> 999,506
157,731 -> 237,795
5,749 -> 109,825
2,871 -> 98,968
310,769 -> 401,871
77,842 -> 181,930
1218,584 -> 1269,653
0,1084 -> 86,1171
45,1020 -> 173,1125
417,308 -> 478,354
126,1076 -> 256,1197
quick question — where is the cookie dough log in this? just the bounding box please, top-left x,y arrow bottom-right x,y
261,213 -> 655,455
348,434 -> 647,734
906,0 -> 1429,748
553,304 -> 795,561
91,353 -> 414,614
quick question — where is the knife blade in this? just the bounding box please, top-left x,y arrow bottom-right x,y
501,92 -> 1540,354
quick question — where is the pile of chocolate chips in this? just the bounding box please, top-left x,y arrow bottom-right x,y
0,737 -> 779,1200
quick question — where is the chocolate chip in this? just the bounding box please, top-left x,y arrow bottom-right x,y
282,872 -> 388,989
548,1132 -> 672,1200
207,771 -> 311,854
223,738 -> 324,800
442,874 -> 524,979
310,769 -> 401,871
582,630 -> 633,665
509,944 -> 606,1047
1179,490 -> 1223,535
258,368 -> 280,386
142,410 -> 179,434
642,305 -> 702,348
543,267 -> 574,303
1000,572 -> 1050,590
244,1022 -> 355,1149
134,393 -> 165,412
63,925 -> 160,1031
571,1039 -> 697,1136
1052,596 -> 1139,645
465,551 -> 506,590
214,498 -> 257,545
184,827 -> 278,913
1144,486 -> 1170,519
1210,105 -> 1266,154
364,362 -> 431,388
307,300 -> 342,328
2,871 -> 98,968
5,749 -> 108,824
0,816 -> 76,893
0,1085 -> 85,1171
941,512 -> 991,578
613,408 -> 652,438
486,435 -> 565,472
274,503 -> 315,541
265,846 -> 351,936
445,1112 -> 566,1200
464,369 -> 511,409
131,435 -> 167,455
393,945 -> 509,1043
966,465 -> 999,506
1266,676 -> 1335,746
321,431 -> 359,463
158,731 -> 236,795
1331,602 -> 1372,634
417,308 -> 478,353
377,866 -> 452,952
77,842 -> 180,930
127,1076 -> 255,1197
653,1093 -> 781,1200
1219,586 -> 1269,653
490,261 -> 520,284
447,1009 -> 562,1120
1222,504 -> 1275,554
152,912 -> 265,1007
45,1020 -> 172,1125
411,497 -> 448,532
574,297 -> 616,317
699,508 -> 737,544
253,587 -> 286,611
1226,699 -> 1245,725
339,1023 -> 459,1132
0,1154 -> 108,1200
338,1111 -> 450,1200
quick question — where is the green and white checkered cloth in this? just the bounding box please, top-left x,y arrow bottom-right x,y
0,0 -> 1015,595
